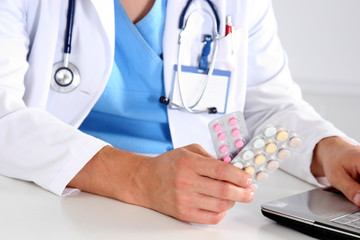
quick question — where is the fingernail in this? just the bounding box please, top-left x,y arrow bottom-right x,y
354,193 -> 360,205
245,178 -> 253,187
248,192 -> 255,202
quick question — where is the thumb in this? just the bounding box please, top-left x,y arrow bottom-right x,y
332,170 -> 360,206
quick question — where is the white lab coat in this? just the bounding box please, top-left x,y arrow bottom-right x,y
0,0 -> 347,196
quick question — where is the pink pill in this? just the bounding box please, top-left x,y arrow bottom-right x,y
219,144 -> 228,154
217,132 -> 226,141
235,139 -> 244,148
229,117 -> 238,126
232,128 -> 240,137
222,155 -> 232,163
213,123 -> 222,132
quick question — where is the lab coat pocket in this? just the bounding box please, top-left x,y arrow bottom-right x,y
215,27 -> 246,71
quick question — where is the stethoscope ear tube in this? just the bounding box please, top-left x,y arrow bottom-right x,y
179,0 -> 220,34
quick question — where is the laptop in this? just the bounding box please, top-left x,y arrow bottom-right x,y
261,187 -> 360,239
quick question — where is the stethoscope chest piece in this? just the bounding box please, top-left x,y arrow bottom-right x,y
51,61 -> 80,93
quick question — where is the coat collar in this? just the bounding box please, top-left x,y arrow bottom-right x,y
90,0 -> 115,59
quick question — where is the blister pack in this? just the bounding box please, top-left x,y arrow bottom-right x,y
230,124 -> 302,189
208,111 -> 249,163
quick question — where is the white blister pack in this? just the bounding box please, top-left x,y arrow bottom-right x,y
230,124 -> 302,189
208,111 -> 249,163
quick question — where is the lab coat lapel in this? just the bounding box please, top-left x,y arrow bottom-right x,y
89,0 -> 115,57
162,0 -> 227,154
162,1 -> 185,97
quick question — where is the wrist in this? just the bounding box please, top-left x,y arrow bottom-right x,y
311,137 -> 340,177
311,136 -> 356,177
68,145 -> 150,205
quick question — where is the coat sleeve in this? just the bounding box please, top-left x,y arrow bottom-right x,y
0,1 -> 108,196
244,0 -> 356,186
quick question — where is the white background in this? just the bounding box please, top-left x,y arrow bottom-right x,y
273,0 -> 360,141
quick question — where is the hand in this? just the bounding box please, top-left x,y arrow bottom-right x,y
312,137 -> 360,206
137,144 -> 255,224
69,144 -> 254,225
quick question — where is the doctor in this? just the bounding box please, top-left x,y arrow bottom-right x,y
0,0 -> 359,224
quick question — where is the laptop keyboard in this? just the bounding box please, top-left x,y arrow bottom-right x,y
331,211 -> 360,229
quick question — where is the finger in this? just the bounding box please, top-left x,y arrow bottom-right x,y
178,207 -> 227,225
193,175 -> 255,202
193,193 -> 236,212
194,157 -> 253,188
331,169 -> 360,206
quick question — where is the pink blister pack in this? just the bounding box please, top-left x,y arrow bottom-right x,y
230,124 -> 302,190
208,111 -> 249,163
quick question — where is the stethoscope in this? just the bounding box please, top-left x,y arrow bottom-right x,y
51,0 -> 80,93
52,0 -> 220,115
159,0 -> 220,114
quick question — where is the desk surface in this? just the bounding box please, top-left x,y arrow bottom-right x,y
0,170 -> 316,240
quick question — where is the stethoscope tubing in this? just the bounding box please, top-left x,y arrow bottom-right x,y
175,0 -> 220,114
64,0 -> 75,55
179,0 -> 220,34
63,0 -> 75,68
176,8 -> 219,113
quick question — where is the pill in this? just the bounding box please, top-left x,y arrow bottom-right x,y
277,148 -> 290,159
244,166 -> 255,176
219,145 -> 229,154
232,128 -> 240,137
213,123 -> 222,132
266,160 -> 279,171
235,139 -> 244,148
233,161 -> 243,169
222,155 -> 232,163
217,132 -> 226,141
276,130 -> 289,142
242,150 -> 254,160
289,136 -> 302,148
253,138 -> 265,148
265,142 -> 277,153
263,126 -> 277,137
256,171 -> 268,182
229,117 -> 238,126
254,154 -> 266,165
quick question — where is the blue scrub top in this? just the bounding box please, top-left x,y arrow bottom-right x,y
79,0 -> 173,154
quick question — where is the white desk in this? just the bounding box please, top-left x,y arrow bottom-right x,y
0,171 -> 316,240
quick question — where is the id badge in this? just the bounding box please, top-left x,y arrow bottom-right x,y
170,65 -> 231,114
